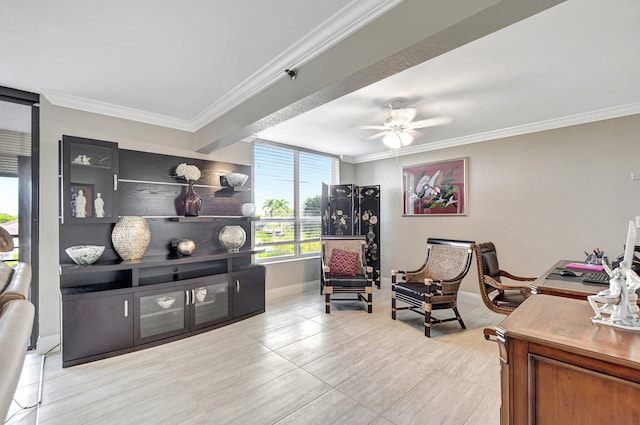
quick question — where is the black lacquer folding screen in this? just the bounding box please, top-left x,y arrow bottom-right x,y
322,184 -> 381,287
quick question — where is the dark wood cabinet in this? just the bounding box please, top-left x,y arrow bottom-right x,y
232,266 -> 266,318
62,292 -> 133,362
61,265 -> 265,367
134,274 -> 231,345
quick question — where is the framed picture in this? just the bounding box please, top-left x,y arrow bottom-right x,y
71,183 -> 94,218
402,157 -> 467,216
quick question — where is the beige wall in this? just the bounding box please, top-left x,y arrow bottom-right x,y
353,114 -> 640,294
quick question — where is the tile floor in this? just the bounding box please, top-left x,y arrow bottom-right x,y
6,281 -> 505,425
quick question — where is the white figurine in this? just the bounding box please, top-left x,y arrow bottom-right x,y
588,221 -> 640,331
94,193 -> 105,218
75,189 -> 87,218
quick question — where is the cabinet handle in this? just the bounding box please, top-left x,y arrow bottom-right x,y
191,289 -> 195,304
185,290 -> 190,305
124,300 -> 128,317
236,280 -> 240,293
113,174 -> 118,191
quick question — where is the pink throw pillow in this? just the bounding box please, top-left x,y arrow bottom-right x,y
330,248 -> 359,276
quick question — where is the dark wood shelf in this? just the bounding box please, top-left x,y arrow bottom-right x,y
71,162 -> 111,170
164,215 -> 257,222
59,248 -> 260,276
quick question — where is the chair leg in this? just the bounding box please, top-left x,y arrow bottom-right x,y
424,301 -> 432,337
391,290 -> 396,320
367,288 -> 372,314
453,305 -> 466,329
325,286 -> 332,314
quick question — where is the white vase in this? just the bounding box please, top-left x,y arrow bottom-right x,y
241,203 -> 256,217
111,216 -> 151,260
218,225 -> 246,252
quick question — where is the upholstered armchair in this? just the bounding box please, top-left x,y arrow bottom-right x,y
391,238 -> 474,337
473,242 -> 536,339
321,236 -> 373,314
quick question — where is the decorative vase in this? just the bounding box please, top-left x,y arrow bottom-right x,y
218,225 -> 246,252
111,216 -> 151,260
183,182 -> 202,217
241,203 -> 256,217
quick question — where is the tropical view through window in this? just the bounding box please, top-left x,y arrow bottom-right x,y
0,176 -> 19,264
254,143 -> 338,259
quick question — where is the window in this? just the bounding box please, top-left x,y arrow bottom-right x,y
254,142 -> 338,260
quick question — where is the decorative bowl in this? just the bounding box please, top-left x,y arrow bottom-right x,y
195,287 -> 207,302
156,296 -> 176,309
177,239 -> 196,256
222,172 -> 249,187
65,245 -> 105,265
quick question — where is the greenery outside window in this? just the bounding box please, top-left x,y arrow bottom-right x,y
254,142 -> 338,260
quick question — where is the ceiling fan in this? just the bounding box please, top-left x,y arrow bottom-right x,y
356,100 -> 452,149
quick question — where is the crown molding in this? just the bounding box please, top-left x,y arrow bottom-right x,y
189,0 -> 403,131
350,102 -> 640,164
43,90 -> 194,131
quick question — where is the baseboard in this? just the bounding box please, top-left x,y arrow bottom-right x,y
36,334 -> 60,355
266,280 -> 319,300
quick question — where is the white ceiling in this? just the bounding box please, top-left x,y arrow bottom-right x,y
1,0 -> 639,163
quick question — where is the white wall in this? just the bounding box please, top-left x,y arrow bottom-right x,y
353,114 -> 640,294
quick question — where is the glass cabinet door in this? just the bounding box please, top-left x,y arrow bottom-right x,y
62,135 -> 119,223
135,289 -> 187,344
191,279 -> 230,330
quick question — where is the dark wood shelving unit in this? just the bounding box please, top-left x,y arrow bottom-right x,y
59,138 -> 265,367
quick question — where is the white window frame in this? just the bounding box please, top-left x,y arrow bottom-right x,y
254,141 -> 339,263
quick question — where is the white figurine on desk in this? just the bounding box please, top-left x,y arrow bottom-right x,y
588,221 -> 640,331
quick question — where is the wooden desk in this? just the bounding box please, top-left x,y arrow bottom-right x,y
496,295 -> 640,425
531,260 -> 604,300
532,260 -> 640,306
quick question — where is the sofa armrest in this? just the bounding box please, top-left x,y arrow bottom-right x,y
0,299 -> 35,421
0,263 -> 31,309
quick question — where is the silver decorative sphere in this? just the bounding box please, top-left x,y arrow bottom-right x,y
177,239 -> 196,256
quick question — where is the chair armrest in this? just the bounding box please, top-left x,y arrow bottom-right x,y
391,269 -> 405,284
499,269 -> 536,282
485,275 -> 532,297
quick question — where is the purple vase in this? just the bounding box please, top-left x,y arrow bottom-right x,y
184,182 -> 202,216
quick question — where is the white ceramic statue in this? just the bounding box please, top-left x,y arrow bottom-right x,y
588,221 -> 640,331
75,189 -> 87,218
94,193 -> 105,218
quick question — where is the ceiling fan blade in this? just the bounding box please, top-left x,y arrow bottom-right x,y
365,131 -> 388,140
407,116 -> 453,129
352,124 -> 387,130
390,108 -> 416,123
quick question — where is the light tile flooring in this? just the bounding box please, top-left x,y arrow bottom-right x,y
7,282 -> 505,425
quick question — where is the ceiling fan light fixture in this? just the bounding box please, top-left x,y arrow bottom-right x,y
383,130 -> 413,149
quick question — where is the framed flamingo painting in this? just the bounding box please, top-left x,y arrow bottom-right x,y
402,158 -> 467,216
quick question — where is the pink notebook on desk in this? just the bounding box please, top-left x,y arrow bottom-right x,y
565,262 -> 604,272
